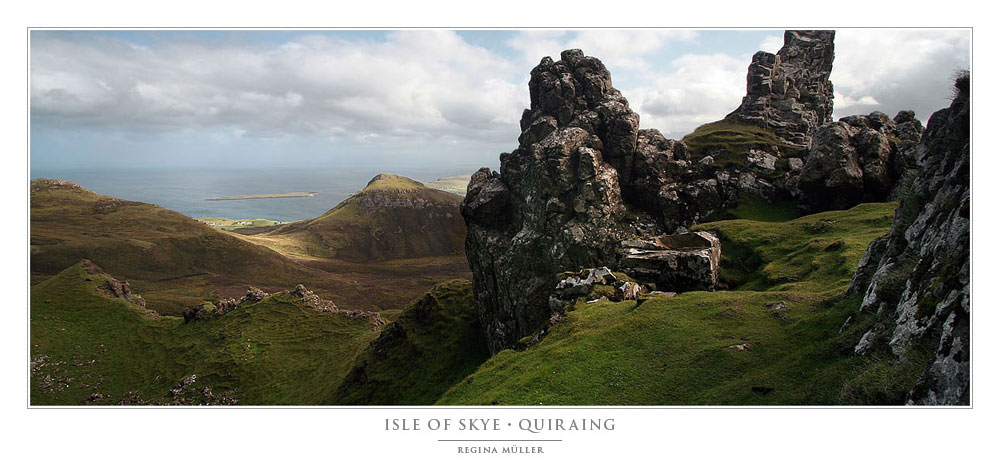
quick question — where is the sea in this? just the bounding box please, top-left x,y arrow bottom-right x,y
30,163 -> 491,222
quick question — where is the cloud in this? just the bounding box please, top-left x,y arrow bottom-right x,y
759,35 -> 783,53
627,53 -> 749,138
30,29 -> 971,168
506,29 -> 698,72
30,31 -> 526,143
831,29 -> 970,122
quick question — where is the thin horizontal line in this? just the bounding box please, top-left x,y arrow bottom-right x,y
438,439 -> 562,442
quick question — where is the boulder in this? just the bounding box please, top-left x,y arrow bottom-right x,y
798,111 -> 924,211
619,232 -> 721,292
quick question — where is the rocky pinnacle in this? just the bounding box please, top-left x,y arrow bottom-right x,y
727,30 -> 836,148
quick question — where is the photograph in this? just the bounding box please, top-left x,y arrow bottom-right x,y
27,27 -> 971,407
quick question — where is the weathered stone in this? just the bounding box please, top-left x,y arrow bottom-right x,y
798,111 -> 923,211
81,259 -> 146,308
618,281 -> 643,300
848,73 -> 969,405
619,232 -> 721,292
747,149 -> 778,172
462,50 -> 651,354
727,30 -> 836,148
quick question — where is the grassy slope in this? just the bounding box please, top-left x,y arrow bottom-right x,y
243,174 -> 466,262
333,279 -> 490,405
437,202 -> 904,405
30,180 -> 329,315
30,262 -> 379,405
32,202 -> 915,405
31,179 -> 468,314
682,120 -> 805,166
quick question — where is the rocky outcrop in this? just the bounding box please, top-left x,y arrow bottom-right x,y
798,111 -> 924,211
81,259 -> 146,308
462,50 -> 725,353
847,73 -> 969,404
727,30 -> 836,148
619,232 -> 721,292
462,50 -> 656,353
183,284 -> 385,329
548,267 -> 646,312
288,284 -> 385,329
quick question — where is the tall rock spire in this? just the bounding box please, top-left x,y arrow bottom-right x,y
461,50 -> 649,354
727,30 -> 836,148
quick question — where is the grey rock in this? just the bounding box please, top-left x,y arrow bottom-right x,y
798,111 -> 924,212
788,157 -> 804,171
727,30 -> 836,148
747,149 -> 777,172
618,281 -> 643,300
620,232 -> 721,292
848,74 -> 969,404
462,50 -> 645,353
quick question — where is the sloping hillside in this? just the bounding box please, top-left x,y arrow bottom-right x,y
242,174 -> 466,262
30,261 -> 380,405
32,203 -> 926,406
30,179 -> 331,315
333,279 -> 489,405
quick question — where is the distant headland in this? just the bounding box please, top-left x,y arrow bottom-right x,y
205,192 -> 317,201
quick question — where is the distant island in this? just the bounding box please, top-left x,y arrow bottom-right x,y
425,175 -> 471,196
205,192 -> 317,201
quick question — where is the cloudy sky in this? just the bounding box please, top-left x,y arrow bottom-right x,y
30,29 -> 970,171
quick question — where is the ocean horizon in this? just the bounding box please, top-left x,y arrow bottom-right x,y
30,163 -> 488,222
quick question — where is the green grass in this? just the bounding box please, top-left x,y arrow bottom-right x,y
705,195 -> 803,223
695,202 -> 895,292
248,174 -> 466,262
436,202 -> 904,405
333,279 -> 490,405
361,173 -> 426,191
681,120 -> 804,166
30,179 -> 329,315
30,262 -> 380,405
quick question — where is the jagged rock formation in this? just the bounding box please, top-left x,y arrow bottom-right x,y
549,267 -> 645,310
183,283 -> 385,329
619,232 -> 721,291
727,30 -> 836,148
80,259 -> 147,308
463,50 -> 723,353
847,74 -> 969,404
798,111 -> 924,211
463,50 -> 646,353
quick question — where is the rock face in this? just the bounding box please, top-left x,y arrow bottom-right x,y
727,30 -> 836,148
82,259 -> 146,308
798,111 -> 924,211
848,74 -> 969,404
462,50 -> 648,353
620,232 -> 721,292
462,50 -> 723,354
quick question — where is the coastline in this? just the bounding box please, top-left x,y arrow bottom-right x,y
205,192 -> 318,201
